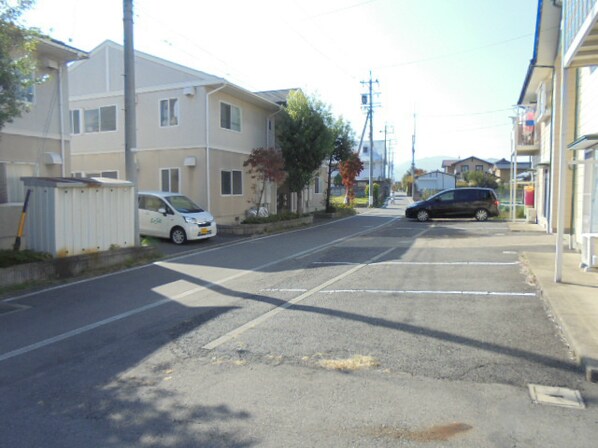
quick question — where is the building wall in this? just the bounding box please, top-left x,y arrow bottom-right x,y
0,54 -> 74,249
575,66 -> 598,236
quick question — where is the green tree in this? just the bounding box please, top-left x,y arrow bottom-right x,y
463,171 -> 498,189
1,0 -> 38,131
277,90 -> 333,214
324,117 -> 354,212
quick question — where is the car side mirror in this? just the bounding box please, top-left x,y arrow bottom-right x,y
158,207 -> 167,216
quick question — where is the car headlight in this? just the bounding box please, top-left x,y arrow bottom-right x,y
184,216 -> 197,224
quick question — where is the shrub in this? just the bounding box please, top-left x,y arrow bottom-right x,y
242,212 -> 306,224
0,250 -> 53,268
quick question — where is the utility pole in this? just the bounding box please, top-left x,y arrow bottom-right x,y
411,112 -> 416,198
361,72 -> 379,207
123,0 -> 139,246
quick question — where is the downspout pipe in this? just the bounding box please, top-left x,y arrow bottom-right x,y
58,65 -> 66,177
205,83 -> 227,211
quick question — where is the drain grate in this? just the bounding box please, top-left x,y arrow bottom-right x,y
528,384 -> 585,409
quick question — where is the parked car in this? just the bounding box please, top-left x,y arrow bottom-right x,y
138,191 -> 217,244
405,187 -> 499,222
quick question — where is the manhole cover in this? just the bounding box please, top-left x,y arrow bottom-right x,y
528,384 -> 585,409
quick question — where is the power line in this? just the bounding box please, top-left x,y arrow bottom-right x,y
299,0 -> 381,21
376,32 -> 536,70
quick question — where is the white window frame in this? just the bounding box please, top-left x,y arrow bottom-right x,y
83,105 -> 117,133
314,175 -> 321,194
0,162 -> 36,204
221,169 -> 243,196
160,167 -> 180,193
160,97 -> 179,127
71,170 -> 119,179
220,101 -> 242,132
70,109 -> 82,135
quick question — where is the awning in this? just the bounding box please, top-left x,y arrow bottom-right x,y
568,134 -> 598,150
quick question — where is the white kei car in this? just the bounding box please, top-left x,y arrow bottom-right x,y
138,191 -> 217,244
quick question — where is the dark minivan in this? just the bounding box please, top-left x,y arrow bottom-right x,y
405,187 -> 499,222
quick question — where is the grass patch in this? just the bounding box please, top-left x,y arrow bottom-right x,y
318,355 -> 380,372
0,249 -> 52,269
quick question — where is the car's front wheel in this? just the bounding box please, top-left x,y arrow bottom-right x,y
416,210 -> 430,222
474,208 -> 489,221
170,226 -> 187,244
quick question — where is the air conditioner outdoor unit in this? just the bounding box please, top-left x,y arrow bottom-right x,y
581,233 -> 598,269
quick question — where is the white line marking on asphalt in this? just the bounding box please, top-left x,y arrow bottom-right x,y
0,299 -> 171,363
312,261 -> 520,266
320,289 -> 536,297
1,215 -> 403,362
260,289 -> 308,293
0,213 -> 369,305
203,246 -> 399,350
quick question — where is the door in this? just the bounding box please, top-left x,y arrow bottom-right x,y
430,190 -> 456,217
139,195 -> 176,238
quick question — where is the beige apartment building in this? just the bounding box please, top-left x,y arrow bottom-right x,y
0,38 -> 87,249
68,41 -> 326,225
516,0 -> 598,270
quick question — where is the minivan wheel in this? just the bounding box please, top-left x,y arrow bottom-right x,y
170,227 -> 187,244
474,208 -> 489,221
416,210 -> 430,222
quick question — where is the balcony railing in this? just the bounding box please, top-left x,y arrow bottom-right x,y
514,106 -> 540,155
564,0 -> 598,58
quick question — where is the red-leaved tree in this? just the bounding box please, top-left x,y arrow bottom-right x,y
243,147 -> 287,212
339,152 -> 364,205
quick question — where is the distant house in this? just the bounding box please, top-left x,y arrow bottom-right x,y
357,140 -> 388,181
443,156 -> 494,178
0,38 -> 87,249
491,158 -> 532,184
415,170 -> 456,196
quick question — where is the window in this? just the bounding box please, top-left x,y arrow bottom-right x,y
83,106 -> 117,133
436,191 -> 455,202
139,195 -> 171,214
314,175 -> 321,194
221,170 -> 243,195
475,165 -> 484,171
160,168 -> 179,193
460,165 -> 469,173
160,98 -> 179,127
70,109 -> 81,134
71,170 -> 118,179
16,70 -> 35,104
220,102 -> 241,132
0,162 -> 35,203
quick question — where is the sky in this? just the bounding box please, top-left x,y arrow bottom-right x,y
23,0 -> 539,177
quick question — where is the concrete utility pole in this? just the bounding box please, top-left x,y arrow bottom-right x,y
411,112 -> 416,198
361,72 -> 378,207
123,0 -> 139,246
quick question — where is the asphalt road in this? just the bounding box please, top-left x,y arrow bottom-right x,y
2,197 -> 598,447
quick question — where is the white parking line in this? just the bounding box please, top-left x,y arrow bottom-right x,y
320,289 -> 536,297
203,246 -> 399,350
1,215 -> 402,363
312,261 -> 520,266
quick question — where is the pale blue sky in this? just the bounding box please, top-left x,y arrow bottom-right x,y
24,0 -> 538,174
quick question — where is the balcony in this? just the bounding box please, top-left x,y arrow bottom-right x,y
564,0 -> 598,67
514,107 -> 540,156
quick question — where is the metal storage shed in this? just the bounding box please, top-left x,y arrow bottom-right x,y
21,177 -> 135,257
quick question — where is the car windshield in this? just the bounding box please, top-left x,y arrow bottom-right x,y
165,195 -> 204,213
